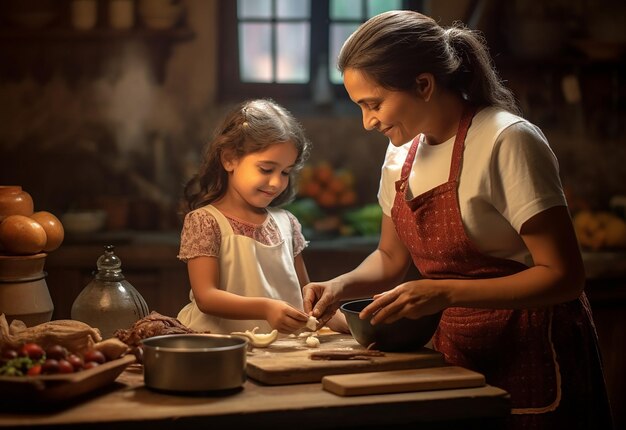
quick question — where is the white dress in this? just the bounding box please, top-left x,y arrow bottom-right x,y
177,205 -> 304,333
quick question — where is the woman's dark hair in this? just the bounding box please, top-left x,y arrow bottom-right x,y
181,98 -> 311,214
337,10 -> 520,114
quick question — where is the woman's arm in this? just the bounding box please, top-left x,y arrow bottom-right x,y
187,256 -> 309,332
303,214 -> 412,321
450,204 -> 585,307
341,214 -> 413,296
363,206 -> 586,324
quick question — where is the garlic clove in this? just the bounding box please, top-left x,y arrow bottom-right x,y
231,327 -> 278,348
306,316 -> 319,331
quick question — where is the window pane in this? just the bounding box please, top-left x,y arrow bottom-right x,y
330,0 -> 363,20
367,0 -> 402,17
277,0 -> 310,18
276,23 -> 309,83
238,0 -> 271,18
239,23 -> 272,82
329,23 -> 360,84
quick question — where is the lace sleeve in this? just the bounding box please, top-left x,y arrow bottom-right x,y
286,211 -> 308,256
177,209 -> 221,262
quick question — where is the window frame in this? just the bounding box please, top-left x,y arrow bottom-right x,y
217,0 -> 422,102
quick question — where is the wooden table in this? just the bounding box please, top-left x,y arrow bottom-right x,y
0,366 -> 509,430
0,364 -> 510,430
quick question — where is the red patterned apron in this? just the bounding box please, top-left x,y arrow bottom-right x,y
390,106 -> 613,429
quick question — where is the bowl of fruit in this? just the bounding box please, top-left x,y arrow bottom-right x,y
0,316 -> 135,404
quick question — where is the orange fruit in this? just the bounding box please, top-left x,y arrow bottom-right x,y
339,190 -> 357,206
328,177 -> 346,194
301,181 -> 322,198
30,211 -> 65,252
0,214 -> 47,255
316,189 -> 338,208
313,162 -> 334,185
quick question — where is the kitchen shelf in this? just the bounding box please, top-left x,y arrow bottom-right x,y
0,26 -> 194,42
0,26 -> 195,83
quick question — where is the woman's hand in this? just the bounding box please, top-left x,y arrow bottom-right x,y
360,279 -> 450,324
302,280 -> 343,327
325,310 -> 350,333
265,300 -> 310,334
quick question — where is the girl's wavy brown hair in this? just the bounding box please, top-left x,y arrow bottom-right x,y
181,99 -> 311,214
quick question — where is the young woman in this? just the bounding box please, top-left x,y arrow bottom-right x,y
303,11 -> 613,429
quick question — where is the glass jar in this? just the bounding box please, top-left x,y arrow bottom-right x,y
71,245 -> 149,339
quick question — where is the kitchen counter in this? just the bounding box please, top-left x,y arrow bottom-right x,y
0,365 -> 510,429
59,230 -> 626,279
41,232 -> 625,429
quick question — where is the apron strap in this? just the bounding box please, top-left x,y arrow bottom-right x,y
448,105 -> 477,182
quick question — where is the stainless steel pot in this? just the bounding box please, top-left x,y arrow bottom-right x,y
141,334 -> 247,392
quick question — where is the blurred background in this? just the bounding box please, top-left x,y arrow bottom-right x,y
0,0 -> 624,237
0,1 -> 625,425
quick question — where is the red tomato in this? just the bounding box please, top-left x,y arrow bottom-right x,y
67,354 -> 84,371
45,344 -> 68,361
27,364 -> 42,376
19,343 -> 45,360
1,349 -> 18,362
83,361 -> 100,370
57,359 -> 75,374
42,359 -> 60,374
83,350 -> 106,364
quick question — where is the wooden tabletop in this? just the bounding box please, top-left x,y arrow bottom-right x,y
0,363 -> 510,430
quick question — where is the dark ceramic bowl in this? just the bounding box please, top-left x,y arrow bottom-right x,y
340,298 -> 441,352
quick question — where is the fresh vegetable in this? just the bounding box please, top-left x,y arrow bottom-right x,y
297,163 -> 357,208
41,359 -> 60,374
0,354 -> 44,376
19,343 -> 45,360
343,204 -> 383,236
27,364 -> 42,376
282,198 -> 326,228
84,349 -> 106,364
0,341 -> 112,376
67,353 -> 84,371
57,359 -> 75,374
45,344 -> 68,361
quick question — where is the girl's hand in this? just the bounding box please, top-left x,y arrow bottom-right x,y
302,280 -> 342,327
265,300 -> 310,334
360,279 -> 450,325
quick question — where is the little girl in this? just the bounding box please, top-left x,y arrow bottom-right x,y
177,99 -> 346,335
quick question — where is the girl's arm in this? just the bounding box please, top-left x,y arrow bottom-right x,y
187,256 -> 309,332
294,253 -> 310,286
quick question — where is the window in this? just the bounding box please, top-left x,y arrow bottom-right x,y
218,0 -> 422,102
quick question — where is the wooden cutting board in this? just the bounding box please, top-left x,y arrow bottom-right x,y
322,366 -> 485,396
246,332 -> 445,385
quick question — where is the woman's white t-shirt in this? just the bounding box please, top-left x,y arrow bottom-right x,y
378,107 -> 567,266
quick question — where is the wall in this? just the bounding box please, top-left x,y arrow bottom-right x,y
0,0 -> 625,230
